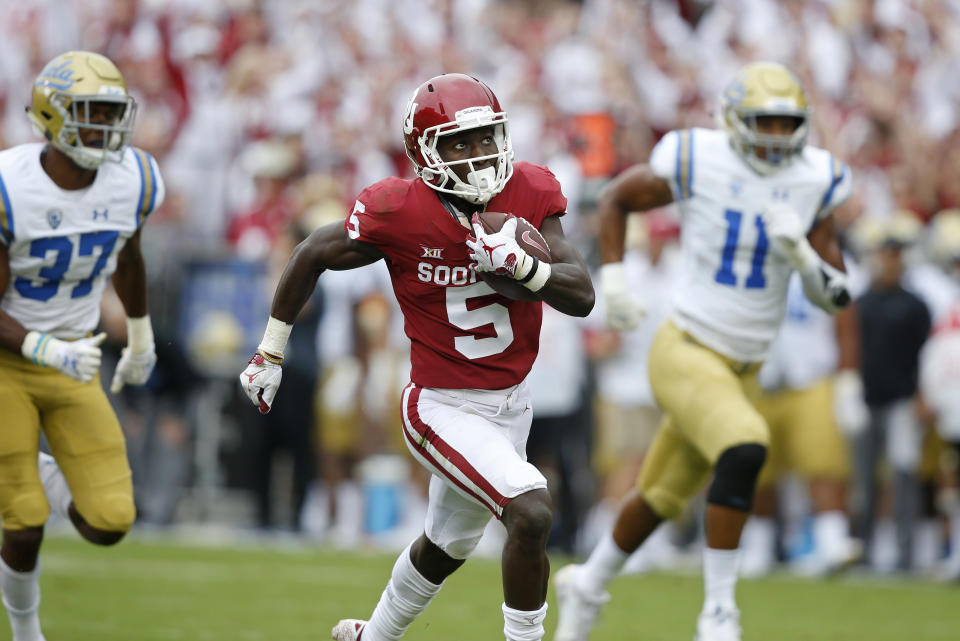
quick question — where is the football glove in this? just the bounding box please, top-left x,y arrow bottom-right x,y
761,202 -> 805,264
21,331 -> 106,383
600,262 -> 645,330
110,316 -> 157,393
763,203 -> 851,313
240,352 -> 283,414
834,369 -> 869,437
466,215 -> 536,280
110,345 -> 157,393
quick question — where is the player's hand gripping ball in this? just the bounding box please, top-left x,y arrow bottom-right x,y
467,212 -> 551,301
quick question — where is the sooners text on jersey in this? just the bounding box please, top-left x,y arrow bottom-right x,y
345,162 -> 566,389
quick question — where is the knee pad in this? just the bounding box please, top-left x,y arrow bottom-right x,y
707,443 -> 767,512
81,493 -> 136,533
428,528 -> 485,560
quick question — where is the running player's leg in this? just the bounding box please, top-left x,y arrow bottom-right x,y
39,372 -> 135,546
739,388 -> 788,578
556,322 -> 769,641
0,354 -> 50,641
336,384 -> 549,641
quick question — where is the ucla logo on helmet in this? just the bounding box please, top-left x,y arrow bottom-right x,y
46,209 -> 63,229
38,59 -> 75,90
724,80 -> 746,104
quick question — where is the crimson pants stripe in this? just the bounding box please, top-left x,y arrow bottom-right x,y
402,384 -> 509,516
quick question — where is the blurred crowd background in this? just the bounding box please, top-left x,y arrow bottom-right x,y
4,0 -> 960,581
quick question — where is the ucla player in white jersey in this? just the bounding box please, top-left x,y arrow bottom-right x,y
554,62 -> 852,641
0,51 -> 163,641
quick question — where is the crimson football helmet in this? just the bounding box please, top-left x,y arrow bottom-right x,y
403,74 -> 513,204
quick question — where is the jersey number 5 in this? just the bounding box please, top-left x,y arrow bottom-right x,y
15,231 -> 120,301
714,209 -> 769,289
446,282 -> 514,359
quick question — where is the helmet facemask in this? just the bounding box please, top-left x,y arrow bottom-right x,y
721,107 -> 809,175
42,91 -> 137,170
414,106 -> 514,205
719,62 -> 811,176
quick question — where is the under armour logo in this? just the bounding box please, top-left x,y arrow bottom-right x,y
93,208 -> 109,220
771,188 -> 789,201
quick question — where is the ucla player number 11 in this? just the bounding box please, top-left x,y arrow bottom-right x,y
715,208 -> 769,289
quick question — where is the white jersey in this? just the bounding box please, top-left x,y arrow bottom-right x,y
0,143 -> 164,338
759,274 -> 838,391
650,128 -> 852,362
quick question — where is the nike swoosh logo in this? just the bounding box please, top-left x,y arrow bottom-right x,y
521,230 -> 548,256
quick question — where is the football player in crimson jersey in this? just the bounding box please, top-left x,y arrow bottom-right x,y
240,73 -> 593,641
553,62 -> 852,641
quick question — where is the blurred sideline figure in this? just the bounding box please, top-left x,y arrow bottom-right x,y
554,62 -> 853,641
740,274 -> 864,578
919,210 -> 960,581
240,74 -> 594,641
850,212 -> 931,572
0,51 -> 164,641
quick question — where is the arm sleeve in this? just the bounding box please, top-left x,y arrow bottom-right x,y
649,129 -> 694,201
815,155 -> 852,223
149,154 -> 166,213
533,166 -> 568,227
0,170 -> 13,245
132,148 -> 164,226
344,183 -> 399,251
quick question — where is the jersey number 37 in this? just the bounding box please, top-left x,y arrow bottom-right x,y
15,231 -> 120,301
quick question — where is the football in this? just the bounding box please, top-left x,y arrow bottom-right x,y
474,211 -> 552,302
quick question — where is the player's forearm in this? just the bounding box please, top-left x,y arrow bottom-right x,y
597,195 -> 630,264
538,263 -> 595,317
0,309 -> 29,356
834,306 -> 860,370
112,249 -> 148,318
269,240 -> 325,323
597,166 -> 674,264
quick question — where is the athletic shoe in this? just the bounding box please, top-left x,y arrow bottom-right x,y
553,564 -> 610,641
694,605 -> 741,641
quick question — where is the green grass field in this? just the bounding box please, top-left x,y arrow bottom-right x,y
19,535 -> 959,641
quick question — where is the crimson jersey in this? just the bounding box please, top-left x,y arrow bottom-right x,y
345,162 -> 566,389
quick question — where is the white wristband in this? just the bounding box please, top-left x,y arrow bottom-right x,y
21,330 -> 48,364
522,260 -> 551,292
126,316 -> 154,354
599,262 -> 628,294
258,316 -> 293,362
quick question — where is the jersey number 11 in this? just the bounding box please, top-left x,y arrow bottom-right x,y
714,209 -> 768,289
